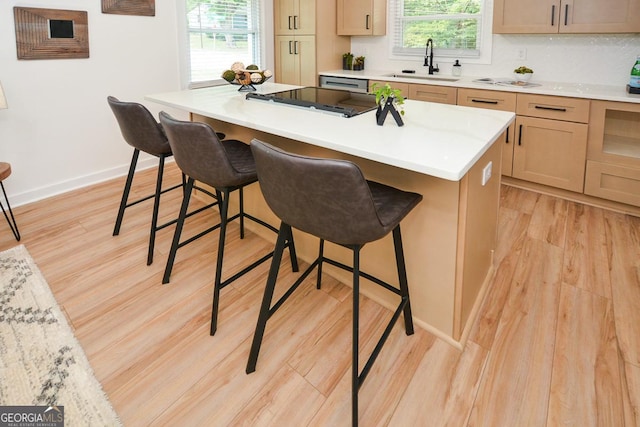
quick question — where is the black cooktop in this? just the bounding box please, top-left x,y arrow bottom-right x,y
245,87 -> 377,118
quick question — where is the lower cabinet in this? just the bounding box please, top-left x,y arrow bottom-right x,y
368,80 -> 456,104
457,88 -> 517,176
584,100 -> 640,207
513,115 -> 588,192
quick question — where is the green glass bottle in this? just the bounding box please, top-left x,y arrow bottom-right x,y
630,55 -> 640,88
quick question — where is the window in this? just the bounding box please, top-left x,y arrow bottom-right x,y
185,0 -> 261,87
392,0 -> 489,61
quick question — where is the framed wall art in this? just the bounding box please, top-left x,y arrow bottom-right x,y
14,7 -> 89,60
102,0 -> 155,17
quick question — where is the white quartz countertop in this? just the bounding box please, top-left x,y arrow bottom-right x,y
320,69 -> 640,104
146,83 -> 514,181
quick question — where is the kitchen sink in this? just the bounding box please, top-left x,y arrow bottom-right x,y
384,73 -> 460,82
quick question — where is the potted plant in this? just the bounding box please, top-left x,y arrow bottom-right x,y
343,52 -> 354,70
513,65 -> 533,84
371,83 -> 405,126
353,56 -> 365,71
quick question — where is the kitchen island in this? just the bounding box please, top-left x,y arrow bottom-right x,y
146,83 -> 514,347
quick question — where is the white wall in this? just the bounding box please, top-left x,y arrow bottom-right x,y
0,0 -> 186,206
352,32 -> 640,86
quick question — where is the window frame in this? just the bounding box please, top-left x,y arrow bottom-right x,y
389,0 -> 493,65
177,0 -> 266,89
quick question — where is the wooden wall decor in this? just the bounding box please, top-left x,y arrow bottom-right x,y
14,7 -> 89,60
102,0 -> 155,17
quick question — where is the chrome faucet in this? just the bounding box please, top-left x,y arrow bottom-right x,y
424,38 -> 439,75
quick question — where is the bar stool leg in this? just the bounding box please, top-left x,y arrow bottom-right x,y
210,189 -> 230,336
239,187 -> 245,239
0,182 -> 20,241
316,239 -> 325,289
246,222 -> 290,373
113,149 -> 140,236
162,178 -> 194,284
352,245 -> 361,427
147,154 -> 166,265
393,226 -> 414,335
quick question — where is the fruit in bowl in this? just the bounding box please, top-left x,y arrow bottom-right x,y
513,66 -> 533,85
222,62 -> 272,90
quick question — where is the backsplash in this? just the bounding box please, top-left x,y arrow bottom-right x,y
351,34 -> 640,86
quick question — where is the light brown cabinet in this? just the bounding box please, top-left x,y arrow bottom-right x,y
513,94 -> 590,192
493,0 -> 640,34
457,89 -> 517,176
584,100 -> 640,207
274,0 -> 349,86
409,84 -> 457,105
368,81 -> 457,105
337,0 -> 386,36
275,36 -> 317,87
274,0 -> 315,35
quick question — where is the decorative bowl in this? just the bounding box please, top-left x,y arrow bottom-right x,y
513,72 -> 532,85
226,69 -> 272,91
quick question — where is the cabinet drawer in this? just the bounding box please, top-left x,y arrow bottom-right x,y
369,80 -> 410,98
409,84 -> 457,105
457,88 -> 517,111
584,160 -> 640,207
517,94 -> 590,123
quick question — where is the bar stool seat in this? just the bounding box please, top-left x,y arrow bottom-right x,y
246,139 -> 422,426
0,162 -> 20,241
158,112 -> 298,336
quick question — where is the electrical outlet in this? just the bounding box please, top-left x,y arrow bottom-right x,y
482,161 -> 492,186
517,48 -> 527,60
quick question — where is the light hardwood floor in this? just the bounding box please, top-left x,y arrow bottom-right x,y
1,163 -> 638,426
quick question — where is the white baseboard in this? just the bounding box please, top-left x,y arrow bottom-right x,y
12,157 -> 170,207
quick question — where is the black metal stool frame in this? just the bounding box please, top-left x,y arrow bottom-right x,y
246,222 -> 414,427
112,149 -> 218,265
0,181 -> 20,241
163,176 -> 298,335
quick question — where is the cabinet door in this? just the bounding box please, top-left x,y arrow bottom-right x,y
275,36 -> 299,84
275,0 -> 316,35
369,80 -> 410,98
275,36 -> 316,86
559,0 -> 640,33
274,0 -> 296,35
337,0 -> 373,35
513,116 -> 588,192
296,35 -> 317,87
493,0 -> 559,33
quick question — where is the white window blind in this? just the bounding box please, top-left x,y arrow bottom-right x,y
392,0 -> 483,58
186,0 -> 261,87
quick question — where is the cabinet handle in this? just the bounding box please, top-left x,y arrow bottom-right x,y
294,15 -> 298,30
471,99 -> 499,105
551,5 -> 555,26
506,127 -> 510,144
294,41 -> 298,55
518,124 -> 523,146
564,4 -> 569,26
366,14 -> 370,30
288,15 -> 292,30
535,105 -> 567,112
289,40 -> 293,54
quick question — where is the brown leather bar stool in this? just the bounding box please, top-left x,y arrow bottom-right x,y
107,96 -> 222,265
0,162 -> 20,241
158,112 -> 298,335
246,139 -> 422,427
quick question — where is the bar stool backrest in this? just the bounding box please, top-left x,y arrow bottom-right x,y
250,139 -> 390,246
107,96 -> 170,156
159,111 -> 252,188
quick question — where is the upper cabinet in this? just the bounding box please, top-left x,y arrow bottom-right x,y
493,0 -> 640,34
337,0 -> 387,36
274,0 -> 350,86
275,0 -> 316,35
